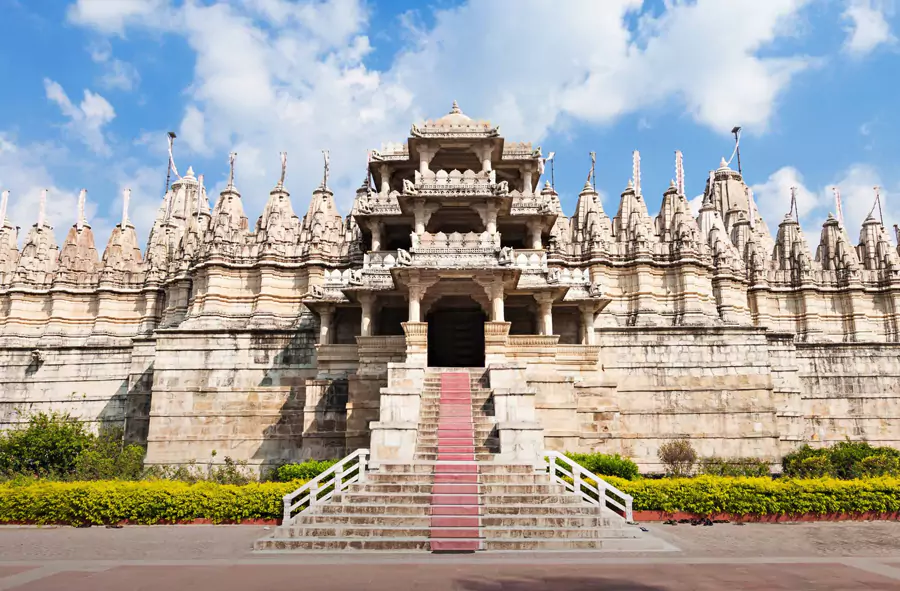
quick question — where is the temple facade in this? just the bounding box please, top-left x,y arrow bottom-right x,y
1,103 -> 900,472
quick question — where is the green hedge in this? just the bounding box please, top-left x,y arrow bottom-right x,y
602,475 -> 900,516
4,476 -> 900,525
0,480 -> 303,525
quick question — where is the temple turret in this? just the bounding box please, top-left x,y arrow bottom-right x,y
570,180 -> 612,257
13,190 -> 59,287
205,181 -> 249,253
857,212 -> 900,272
256,162 -> 300,255
612,181 -> 656,252
773,210 -> 815,281
816,214 -> 861,275
100,189 -> 144,285
299,184 -> 344,260
0,191 -> 20,284
55,189 -> 100,287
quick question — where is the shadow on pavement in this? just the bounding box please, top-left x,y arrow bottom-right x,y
456,576 -> 667,591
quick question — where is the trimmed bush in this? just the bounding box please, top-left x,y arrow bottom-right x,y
699,457 -> 771,478
270,459 -> 339,482
657,439 -> 697,477
0,480 -> 301,525
5,476 -> 900,525
601,475 -> 900,517
782,442 -> 900,479
564,452 -> 640,481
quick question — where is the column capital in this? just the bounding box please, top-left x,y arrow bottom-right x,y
533,292 -> 555,305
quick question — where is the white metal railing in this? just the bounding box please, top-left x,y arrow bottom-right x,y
543,450 -> 634,523
281,449 -> 369,524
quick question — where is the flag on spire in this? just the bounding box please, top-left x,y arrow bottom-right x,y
76,189 -> 86,230
1,190 -> 9,226
121,188 -> 131,228
832,187 -> 844,227
38,189 -> 47,228
675,150 -> 684,196
632,150 -> 641,196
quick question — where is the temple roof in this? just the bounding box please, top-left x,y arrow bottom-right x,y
410,101 -> 499,139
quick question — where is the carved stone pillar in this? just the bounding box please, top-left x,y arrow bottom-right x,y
472,202 -> 499,235
418,144 -> 437,175
413,201 -> 438,235
367,220 -> 383,252
534,292 -> 554,335
483,281 -> 505,322
472,144 -> 493,173
522,163 -> 534,196
318,305 -> 335,345
580,303 -> 595,345
379,164 -> 391,196
359,293 -> 375,337
527,220 -> 542,249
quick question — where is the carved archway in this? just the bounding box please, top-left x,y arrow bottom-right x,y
425,294 -> 486,368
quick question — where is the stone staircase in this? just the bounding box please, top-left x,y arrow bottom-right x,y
254,369 -> 665,553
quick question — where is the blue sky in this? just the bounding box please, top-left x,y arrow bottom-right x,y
0,0 -> 898,249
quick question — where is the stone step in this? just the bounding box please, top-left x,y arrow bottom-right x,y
348,483 -> 569,495
288,526 -> 439,538
365,472 -> 548,485
414,453 -> 495,461
482,538 -> 658,551
315,503 -> 604,517
298,514 -> 619,529
256,538 -> 432,551
480,527 -> 633,540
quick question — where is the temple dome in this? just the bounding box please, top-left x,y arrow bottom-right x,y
433,101 -> 473,127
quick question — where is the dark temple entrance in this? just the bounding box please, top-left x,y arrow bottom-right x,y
426,297 -> 486,368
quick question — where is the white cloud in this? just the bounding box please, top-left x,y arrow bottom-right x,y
66,0 -> 820,221
89,40 -> 140,92
751,164 -> 898,249
842,0 -> 896,56
0,133 -> 114,246
43,79 -> 116,155
67,0 -> 172,35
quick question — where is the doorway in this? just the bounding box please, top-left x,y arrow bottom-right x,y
426,297 -> 486,367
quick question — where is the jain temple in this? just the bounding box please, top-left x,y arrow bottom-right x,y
1,103 -> 900,474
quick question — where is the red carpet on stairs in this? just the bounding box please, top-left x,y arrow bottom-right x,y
429,372 -> 481,553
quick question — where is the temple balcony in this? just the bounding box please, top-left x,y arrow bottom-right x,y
411,230 -> 500,252
402,169 -> 509,198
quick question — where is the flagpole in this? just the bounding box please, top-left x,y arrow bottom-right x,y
165,131 -> 177,195
551,158 -> 555,190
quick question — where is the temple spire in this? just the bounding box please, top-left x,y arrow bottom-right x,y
38,189 -> 47,227
450,100 -> 461,114
122,188 -> 131,228
76,189 -> 87,230
747,187 -> 757,230
675,150 -> 685,196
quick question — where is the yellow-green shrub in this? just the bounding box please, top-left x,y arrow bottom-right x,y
0,479 -> 305,525
599,475 -> 900,516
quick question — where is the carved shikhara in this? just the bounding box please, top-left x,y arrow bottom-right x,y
0,103 -> 899,473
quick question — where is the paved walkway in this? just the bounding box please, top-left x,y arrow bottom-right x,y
2,522 -> 900,589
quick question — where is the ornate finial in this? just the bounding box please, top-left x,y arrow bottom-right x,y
0,190 -> 8,226
586,152 -> 596,187
450,100 -> 461,114
626,179 -> 633,189
76,189 -> 87,230
675,150 -> 684,195
788,186 -> 799,221
196,175 -> 204,218
832,187 -> 844,227
871,186 -> 884,225
632,150 -> 641,196
185,166 -> 195,179
669,179 -> 676,188
227,152 -> 237,189
38,189 -> 47,228
167,132 -> 180,180
277,152 -> 287,188
121,188 -> 131,228
719,157 -> 728,169
321,150 -> 330,189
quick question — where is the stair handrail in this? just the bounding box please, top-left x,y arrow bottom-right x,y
543,450 -> 634,523
282,449 -> 369,524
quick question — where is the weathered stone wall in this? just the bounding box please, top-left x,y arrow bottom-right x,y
0,346 -> 132,432
588,326 -> 783,472
795,343 -> 900,448
142,327 -> 329,472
